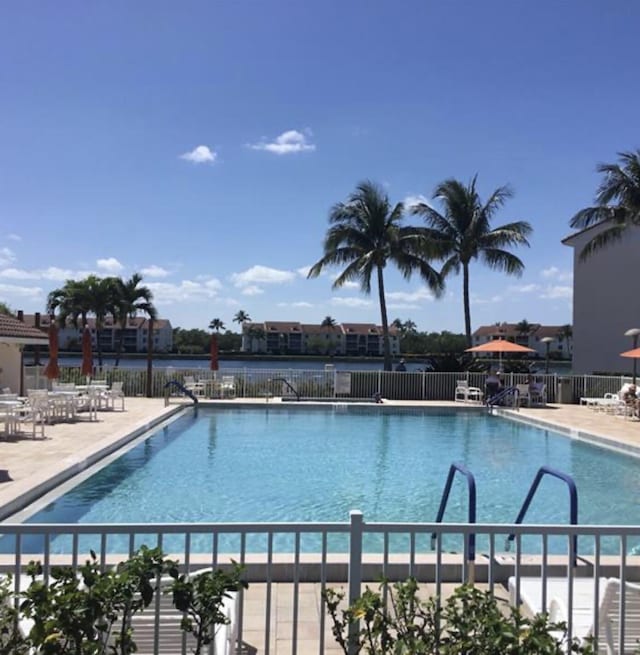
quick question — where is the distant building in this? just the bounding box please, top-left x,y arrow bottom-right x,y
22,313 -> 173,353
563,222 -> 640,374
0,312 -> 48,392
472,323 -> 572,359
241,321 -> 401,356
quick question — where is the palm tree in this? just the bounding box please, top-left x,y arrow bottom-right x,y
321,316 -> 337,328
570,150 -> 640,260
47,278 -> 94,329
233,310 -> 250,326
412,176 -> 532,348
246,324 -> 265,352
209,318 -> 225,333
85,275 -> 119,367
308,180 -> 443,371
112,274 -> 156,367
516,319 -> 532,337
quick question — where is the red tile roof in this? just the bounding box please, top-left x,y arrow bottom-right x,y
0,314 -> 48,342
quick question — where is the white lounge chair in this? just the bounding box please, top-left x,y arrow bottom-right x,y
454,380 -> 483,403
183,375 -> 205,397
103,381 -> 125,411
220,376 -> 236,399
550,578 -> 640,654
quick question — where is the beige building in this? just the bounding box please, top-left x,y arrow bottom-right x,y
0,313 -> 48,393
471,323 -> 572,360
242,321 -> 401,356
22,314 -> 174,354
563,222 -> 640,374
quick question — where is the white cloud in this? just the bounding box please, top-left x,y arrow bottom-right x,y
241,285 -> 264,296
540,285 -> 572,300
141,265 -> 170,278
508,283 -> 540,294
0,247 -> 16,267
387,302 -> 420,310
403,194 -> 432,210
96,257 -> 124,274
340,280 -> 360,289
0,282 -> 43,298
470,294 -> 503,305
231,265 -> 296,287
541,266 -> 573,283
248,129 -> 315,155
277,301 -> 314,308
147,278 -> 222,304
0,266 -> 78,281
179,145 -> 217,164
387,287 -> 434,303
297,265 -> 312,277
6,234 -> 21,242
331,297 -> 373,308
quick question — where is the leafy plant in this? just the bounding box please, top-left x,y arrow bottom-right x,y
0,574 -> 29,655
168,562 -> 247,655
325,579 -> 595,655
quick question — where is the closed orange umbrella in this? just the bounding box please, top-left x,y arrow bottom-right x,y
620,347 -> 640,359
43,322 -> 60,380
210,334 -> 219,371
81,326 -> 93,378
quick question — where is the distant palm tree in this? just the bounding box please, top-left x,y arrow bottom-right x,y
246,325 -> 265,352
570,150 -> 640,260
233,310 -> 251,326
516,319 -> 533,337
412,176 -> 532,348
321,316 -> 337,328
403,319 -> 417,334
558,324 -> 573,354
47,279 -> 93,329
308,181 -> 443,371
112,274 -> 156,367
209,318 -> 225,333
391,318 -> 404,332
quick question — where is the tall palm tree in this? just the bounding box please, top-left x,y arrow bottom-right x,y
85,275 -> 119,367
308,180 -> 444,371
209,318 -> 225,333
412,176 -> 532,348
47,278 -> 93,329
321,316 -> 337,328
570,150 -> 640,260
233,310 -> 250,326
112,274 -> 156,367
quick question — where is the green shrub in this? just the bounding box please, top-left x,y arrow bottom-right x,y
324,579 -> 595,655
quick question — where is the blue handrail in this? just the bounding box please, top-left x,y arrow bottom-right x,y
506,466 -> 578,563
431,462 -> 477,563
164,380 -> 199,404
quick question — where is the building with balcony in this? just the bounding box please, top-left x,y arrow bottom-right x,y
471,323 -> 572,359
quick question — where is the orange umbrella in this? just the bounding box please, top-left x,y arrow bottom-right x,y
466,339 -> 535,370
620,347 -> 640,359
465,340 -> 535,354
81,326 -> 93,378
210,334 -> 219,371
43,322 -> 60,380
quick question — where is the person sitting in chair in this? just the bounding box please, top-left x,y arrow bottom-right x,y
624,384 -> 638,416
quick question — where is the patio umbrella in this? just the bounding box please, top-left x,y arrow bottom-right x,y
81,326 -> 93,379
43,322 -> 60,381
465,339 -> 535,369
620,347 -> 640,384
210,334 -> 219,371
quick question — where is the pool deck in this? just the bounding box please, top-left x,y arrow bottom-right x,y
1,398 -> 638,653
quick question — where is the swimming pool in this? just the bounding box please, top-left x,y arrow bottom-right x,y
19,405 -> 640,527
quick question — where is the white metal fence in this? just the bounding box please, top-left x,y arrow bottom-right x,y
23,365 -> 635,404
2,517 -> 640,654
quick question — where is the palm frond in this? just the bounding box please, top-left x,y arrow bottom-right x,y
479,249 -> 525,275
578,224 -> 626,261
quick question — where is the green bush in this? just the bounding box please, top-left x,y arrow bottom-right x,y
324,579 -> 595,655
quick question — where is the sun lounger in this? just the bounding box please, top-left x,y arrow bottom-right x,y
454,380 -> 483,403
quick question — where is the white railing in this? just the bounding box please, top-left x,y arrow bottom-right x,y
22,365 -> 636,404
2,517 -> 640,654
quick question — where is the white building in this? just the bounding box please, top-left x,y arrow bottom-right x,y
0,313 -> 48,393
563,222 -> 640,374
471,323 -> 572,360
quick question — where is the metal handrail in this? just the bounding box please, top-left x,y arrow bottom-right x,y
506,465 -> 578,563
486,385 -> 519,407
163,380 -> 198,405
272,377 -> 301,401
431,462 -> 477,581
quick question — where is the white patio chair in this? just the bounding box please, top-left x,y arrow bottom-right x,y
103,381 -> 125,411
454,380 -> 483,403
516,384 -> 531,407
220,376 -> 236,399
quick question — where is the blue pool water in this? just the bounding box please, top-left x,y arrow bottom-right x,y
13,406 -> 640,553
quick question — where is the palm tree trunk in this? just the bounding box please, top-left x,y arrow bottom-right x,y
463,263 -> 472,348
114,321 -> 125,367
377,265 -> 392,371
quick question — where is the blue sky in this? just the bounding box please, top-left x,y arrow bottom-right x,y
1,1 -> 638,332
